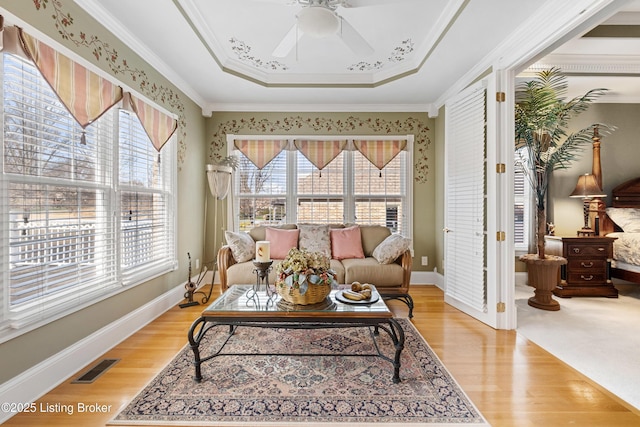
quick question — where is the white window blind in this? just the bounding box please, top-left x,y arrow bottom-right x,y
1,49 -> 177,337
445,84 -> 487,312
514,165 -> 530,251
119,109 -> 176,285
3,52 -> 117,319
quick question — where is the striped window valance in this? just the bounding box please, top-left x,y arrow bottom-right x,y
126,93 -> 178,152
234,139 -> 289,169
353,139 -> 407,176
294,139 -> 348,176
17,28 -> 123,132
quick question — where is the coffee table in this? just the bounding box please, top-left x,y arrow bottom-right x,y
187,285 -> 405,383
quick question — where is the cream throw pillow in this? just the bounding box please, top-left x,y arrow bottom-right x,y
373,234 -> 411,264
224,230 -> 255,262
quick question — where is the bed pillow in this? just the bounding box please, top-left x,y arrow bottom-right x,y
298,224 -> 331,257
224,230 -> 255,262
372,234 -> 411,264
330,226 -> 365,260
266,227 -> 300,259
606,208 -> 640,232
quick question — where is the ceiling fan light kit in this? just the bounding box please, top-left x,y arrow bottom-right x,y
297,6 -> 340,38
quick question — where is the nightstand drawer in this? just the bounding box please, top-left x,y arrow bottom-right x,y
566,244 -> 608,257
567,271 -> 608,284
567,258 -> 607,271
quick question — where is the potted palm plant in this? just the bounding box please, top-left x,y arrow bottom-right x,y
515,67 -> 611,310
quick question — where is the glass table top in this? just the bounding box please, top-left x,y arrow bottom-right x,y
202,285 -> 392,319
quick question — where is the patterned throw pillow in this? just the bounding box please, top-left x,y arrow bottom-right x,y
372,234 -> 411,264
298,224 -> 331,257
224,230 -> 255,263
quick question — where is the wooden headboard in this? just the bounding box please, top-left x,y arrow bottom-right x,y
600,177 -> 640,235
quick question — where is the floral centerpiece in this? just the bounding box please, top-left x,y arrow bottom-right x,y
275,248 -> 337,305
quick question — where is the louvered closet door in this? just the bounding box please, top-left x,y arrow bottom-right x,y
444,81 -> 490,323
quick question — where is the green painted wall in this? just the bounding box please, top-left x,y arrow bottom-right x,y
0,1 -> 207,383
206,111 -> 438,274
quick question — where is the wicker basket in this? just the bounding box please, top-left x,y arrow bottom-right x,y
276,281 -> 332,305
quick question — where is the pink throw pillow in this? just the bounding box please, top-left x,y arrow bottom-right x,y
330,226 -> 365,260
265,227 -> 300,259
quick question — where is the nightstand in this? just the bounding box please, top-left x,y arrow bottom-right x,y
544,236 -> 618,298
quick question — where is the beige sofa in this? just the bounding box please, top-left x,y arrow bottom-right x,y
217,224 -> 414,317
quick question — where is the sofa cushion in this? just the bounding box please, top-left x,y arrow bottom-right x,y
330,226 -> 365,260
249,224 -> 297,242
224,230 -> 255,263
373,234 -> 411,264
342,257 -> 403,288
265,227 -> 300,259
298,223 -> 331,257
358,225 -> 392,257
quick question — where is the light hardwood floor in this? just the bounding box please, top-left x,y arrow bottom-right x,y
4,284 -> 640,427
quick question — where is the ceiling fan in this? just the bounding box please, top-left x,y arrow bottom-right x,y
271,0 -> 380,58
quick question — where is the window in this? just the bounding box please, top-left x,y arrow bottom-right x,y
514,149 -> 531,253
230,136 -> 412,237
1,51 -> 176,336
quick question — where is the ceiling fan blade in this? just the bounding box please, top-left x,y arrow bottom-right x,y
272,24 -> 301,57
339,0 -> 407,8
338,17 -> 373,56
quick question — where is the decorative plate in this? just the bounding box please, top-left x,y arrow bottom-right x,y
335,288 -> 380,305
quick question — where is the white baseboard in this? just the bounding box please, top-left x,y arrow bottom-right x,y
0,283 -> 186,424
411,270 -> 444,290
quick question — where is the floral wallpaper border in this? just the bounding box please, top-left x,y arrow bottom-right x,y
30,0 -> 188,166
210,115 -> 431,183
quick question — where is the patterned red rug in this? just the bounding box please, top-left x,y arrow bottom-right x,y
110,318 -> 488,426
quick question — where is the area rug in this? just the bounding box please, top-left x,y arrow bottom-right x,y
110,318 -> 488,426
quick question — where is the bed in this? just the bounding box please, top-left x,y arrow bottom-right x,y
600,177 -> 640,283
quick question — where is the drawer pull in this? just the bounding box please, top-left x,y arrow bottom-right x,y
573,248 -> 581,254
580,261 -> 594,268
598,247 -> 605,252
580,275 -> 594,281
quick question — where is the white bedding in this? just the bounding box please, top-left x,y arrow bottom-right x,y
607,232 -> 640,268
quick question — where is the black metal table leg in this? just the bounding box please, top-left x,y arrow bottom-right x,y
187,317 -> 206,382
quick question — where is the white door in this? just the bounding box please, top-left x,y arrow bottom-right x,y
444,73 -> 512,329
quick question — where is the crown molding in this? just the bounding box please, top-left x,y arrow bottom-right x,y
527,53 -> 640,75
75,0 -> 209,109
204,103 -> 433,115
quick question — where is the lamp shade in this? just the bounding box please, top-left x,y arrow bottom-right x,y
569,173 -> 606,198
298,6 -> 340,38
206,164 -> 233,200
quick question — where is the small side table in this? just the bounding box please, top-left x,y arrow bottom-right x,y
544,235 -> 618,298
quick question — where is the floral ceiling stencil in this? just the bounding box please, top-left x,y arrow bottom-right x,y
348,39 -> 414,72
210,115 -> 431,183
30,0 -> 188,167
229,38 -> 289,71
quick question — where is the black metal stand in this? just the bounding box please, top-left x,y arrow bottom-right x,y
245,260 -> 275,308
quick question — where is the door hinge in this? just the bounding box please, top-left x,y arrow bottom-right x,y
496,163 -> 506,173
496,231 -> 506,241
496,91 -> 506,102
497,302 -> 506,313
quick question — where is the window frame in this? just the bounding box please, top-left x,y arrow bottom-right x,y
226,134 -> 413,241
0,49 -> 178,342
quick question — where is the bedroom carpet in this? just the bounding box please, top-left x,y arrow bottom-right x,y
110,318 -> 488,426
516,281 -> 640,410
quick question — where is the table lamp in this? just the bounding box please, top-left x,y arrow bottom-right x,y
569,173 -> 606,236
